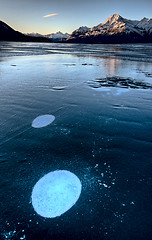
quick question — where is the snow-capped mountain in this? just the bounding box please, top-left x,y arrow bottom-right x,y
45,31 -> 70,39
26,31 -> 70,41
66,13 -> 152,43
26,32 -> 43,37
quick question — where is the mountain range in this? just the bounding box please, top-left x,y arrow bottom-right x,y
1,14 -> 152,43
66,13 -> 152,43
26,32 -> 70,41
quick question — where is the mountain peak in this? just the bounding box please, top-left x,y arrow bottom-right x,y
141,17 -> 149,22
111,13 -> 121,19
76,26 -> 90,33
108,13 -> 122,21
103,13 -> 123,25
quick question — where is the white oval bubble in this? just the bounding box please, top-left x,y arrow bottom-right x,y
32,114 -> 55,128
31,170 -> 82,218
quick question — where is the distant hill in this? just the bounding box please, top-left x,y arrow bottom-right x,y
66,13 -> 152,43
0,21 -> 52,42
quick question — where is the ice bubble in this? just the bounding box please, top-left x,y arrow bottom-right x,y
31,170 -> 82,218
32,114 -> 55,128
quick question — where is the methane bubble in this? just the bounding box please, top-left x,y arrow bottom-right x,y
31,170 -> 82,218
32,114 -> 55,128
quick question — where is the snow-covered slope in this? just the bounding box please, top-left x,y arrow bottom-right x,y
67,13 -> 152,43
136,17 -> 152,33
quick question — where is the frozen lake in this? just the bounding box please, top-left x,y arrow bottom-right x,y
0,42 -> 152,240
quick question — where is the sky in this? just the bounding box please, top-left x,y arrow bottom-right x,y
0,0 -> 152,34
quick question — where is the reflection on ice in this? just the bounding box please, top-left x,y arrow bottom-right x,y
32,114 -> 55,128
31,170 -> 82,218
93,88 -> 111,92
91,85 -> 129,96
114,88 -> 129,95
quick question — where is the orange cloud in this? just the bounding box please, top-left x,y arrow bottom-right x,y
43,13 -> 59,18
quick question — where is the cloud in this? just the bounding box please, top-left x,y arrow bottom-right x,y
43,13 -> 59,18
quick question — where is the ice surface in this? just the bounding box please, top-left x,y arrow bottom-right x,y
0,43 -> 152,239
32,114 -> 55,128
31,170 -> 82,218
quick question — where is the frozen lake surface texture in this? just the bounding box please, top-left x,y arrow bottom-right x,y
0,42 -> 152,240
